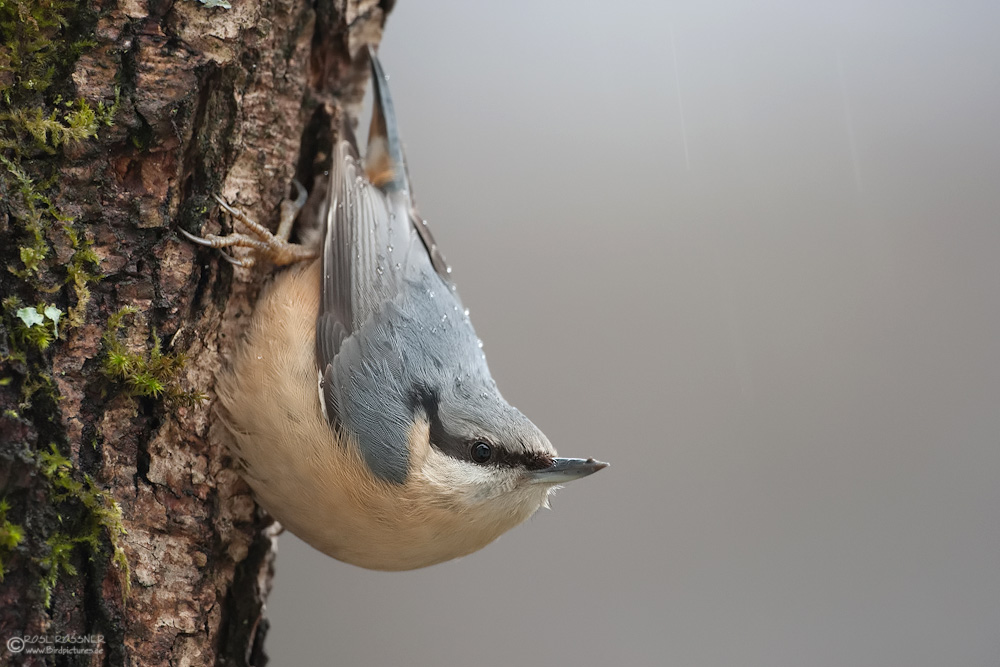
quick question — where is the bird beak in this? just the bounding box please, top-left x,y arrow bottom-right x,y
527,457 -> 609,484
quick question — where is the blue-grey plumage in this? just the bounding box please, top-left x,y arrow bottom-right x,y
317,50 -> 564,486
198,47 -> 606,570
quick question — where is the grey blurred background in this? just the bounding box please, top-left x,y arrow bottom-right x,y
267,2 -> 1000,665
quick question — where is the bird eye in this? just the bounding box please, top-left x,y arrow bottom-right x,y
470,441 -> 492,464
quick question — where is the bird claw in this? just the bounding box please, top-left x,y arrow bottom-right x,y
182,183 -> 318,269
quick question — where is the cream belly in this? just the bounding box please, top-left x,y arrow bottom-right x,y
215,261 -> 547,570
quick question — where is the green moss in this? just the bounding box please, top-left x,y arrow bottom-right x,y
1,152 -> 68,276
19,374 -> 59,414
1,302 -> 63,420
38,532 -> 76,607
1,297 -> 63,412
0,0 -> 95,275
0,0 -> 133,613
9,302 -> 62,351
0,0 -> 75,100
1,94 -> 117,279
36,443 -> 130,605
16,103 -> 95,148
2,102 -> 115,278
101,307 -> 207,406
63,224 -> 103,327
0,498 -> 25,581
1,0 -> 117,288
10,90 -> 122,150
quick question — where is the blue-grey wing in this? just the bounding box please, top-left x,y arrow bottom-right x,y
316,138 -> 413,370
322,299 -> 414,484
316,49 -> 447,374
315,50 -> 463,484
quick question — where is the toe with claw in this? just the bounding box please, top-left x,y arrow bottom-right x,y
182,182 -> 318,269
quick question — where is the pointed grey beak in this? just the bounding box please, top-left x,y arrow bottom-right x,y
527,457 -> 609,484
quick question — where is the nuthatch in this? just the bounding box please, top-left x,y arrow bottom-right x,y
184,49 -> 607,570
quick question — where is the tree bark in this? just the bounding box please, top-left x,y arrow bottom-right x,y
0,0 -> 389,664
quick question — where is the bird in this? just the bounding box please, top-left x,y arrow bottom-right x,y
182,47 -> 607,570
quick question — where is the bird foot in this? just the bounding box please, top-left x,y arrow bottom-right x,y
181,181 -> 318,269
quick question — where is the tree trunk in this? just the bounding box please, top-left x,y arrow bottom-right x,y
0,0 -> 389,663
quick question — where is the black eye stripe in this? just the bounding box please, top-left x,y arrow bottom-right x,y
409,384 -> 552,470
493,450 -> 553,471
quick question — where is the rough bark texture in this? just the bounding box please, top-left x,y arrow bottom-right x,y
0,0 -> 390,664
